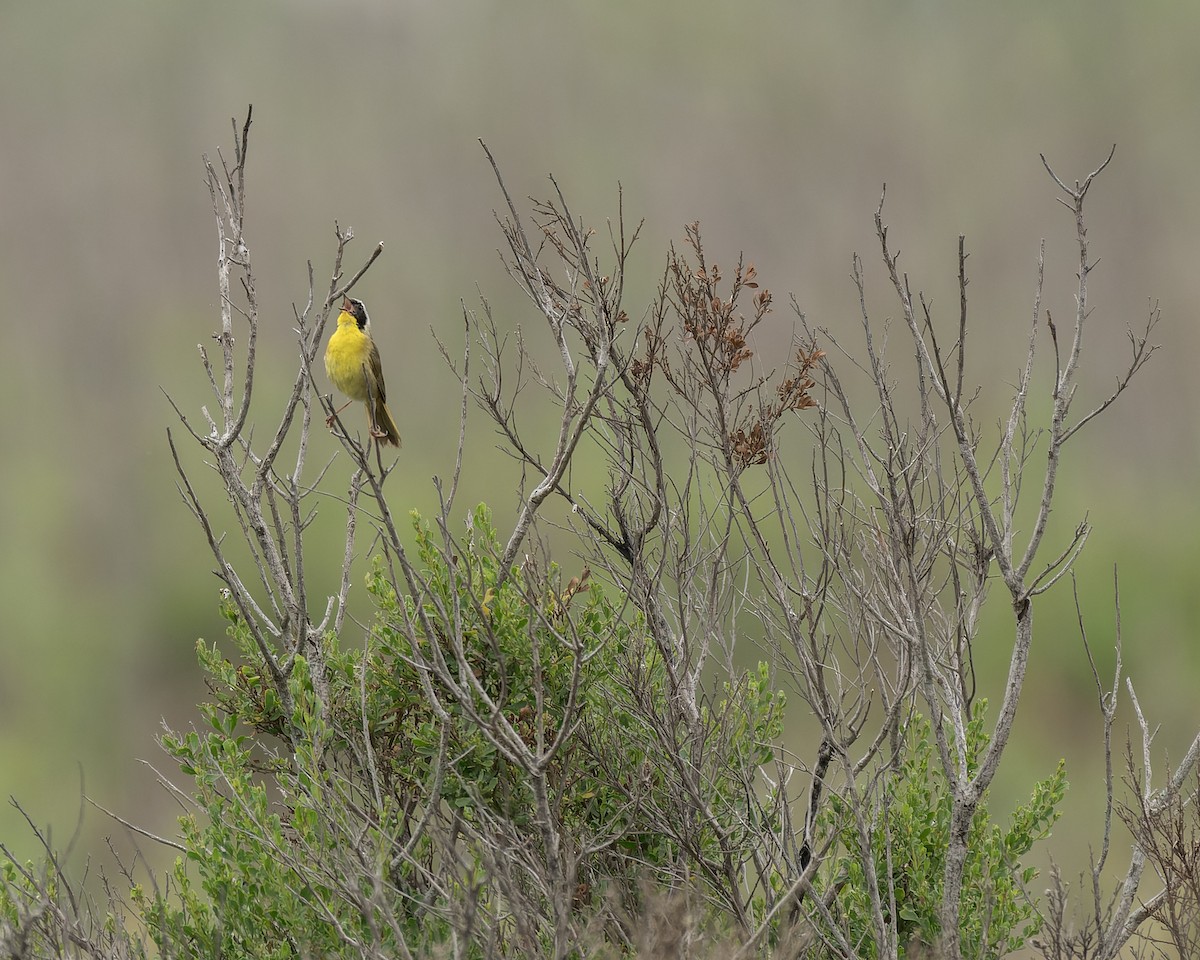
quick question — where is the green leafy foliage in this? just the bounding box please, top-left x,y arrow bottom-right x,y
821,704 -> 1066,958
0,506 -> 1068,958
139,505 -> 787,957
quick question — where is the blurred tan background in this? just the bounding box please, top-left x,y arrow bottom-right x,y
2,0 -> 1199,929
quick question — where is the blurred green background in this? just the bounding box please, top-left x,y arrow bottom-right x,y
2,0 -> 1198,931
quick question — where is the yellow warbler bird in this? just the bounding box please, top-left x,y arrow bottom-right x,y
324,296 -> 402,447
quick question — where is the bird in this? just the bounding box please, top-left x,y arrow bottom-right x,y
324,295 -> 402,447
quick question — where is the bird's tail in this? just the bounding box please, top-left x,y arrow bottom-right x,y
373,398 -> 402,447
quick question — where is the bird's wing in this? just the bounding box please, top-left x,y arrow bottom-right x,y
369,338 -> 388,404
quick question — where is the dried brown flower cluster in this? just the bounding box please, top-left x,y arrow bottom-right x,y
728,346 -> 824,467
774,347 -> 823,417
668,223 -> 769,379
729,420 -> 770,466
625,222 -> 824,469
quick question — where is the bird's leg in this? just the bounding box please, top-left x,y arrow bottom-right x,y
325,399 -> 354,429
364,375 -> 387,439
368,405 -> 393,441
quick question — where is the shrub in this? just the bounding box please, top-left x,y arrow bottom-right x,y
2,113 -> 1190,960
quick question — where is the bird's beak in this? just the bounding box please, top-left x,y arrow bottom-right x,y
342,296 -> 352,311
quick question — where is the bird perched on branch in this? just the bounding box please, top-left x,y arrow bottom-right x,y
324,296 -> 402,446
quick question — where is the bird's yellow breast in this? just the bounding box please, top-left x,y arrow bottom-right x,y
325,313 -> 373,401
